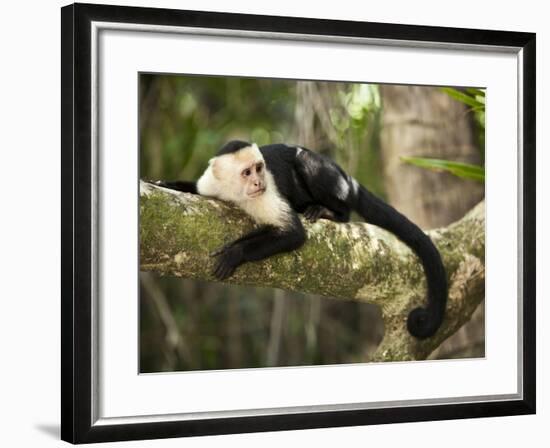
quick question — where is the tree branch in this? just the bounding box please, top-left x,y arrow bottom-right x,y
140,180 -> 485,361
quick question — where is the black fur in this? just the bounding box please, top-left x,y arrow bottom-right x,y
158,140 -> 447,339
154,180 -> 197,194
216,140 -> 251,156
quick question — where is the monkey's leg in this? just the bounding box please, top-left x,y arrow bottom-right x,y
303,203 -> 350,223
303,205 -> 336,222
294,154 -> 351,223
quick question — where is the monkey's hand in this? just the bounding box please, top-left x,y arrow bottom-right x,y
211,244 -> 243,280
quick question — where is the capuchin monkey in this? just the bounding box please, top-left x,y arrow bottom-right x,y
156,140 -> 447,339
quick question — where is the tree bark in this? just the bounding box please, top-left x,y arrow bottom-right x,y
140,181 -> 485,361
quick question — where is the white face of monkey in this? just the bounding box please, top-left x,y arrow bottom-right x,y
206,143 -> 267,202
196,143 -> 291,228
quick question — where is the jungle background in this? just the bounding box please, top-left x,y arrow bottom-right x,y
139,74 -> 485,373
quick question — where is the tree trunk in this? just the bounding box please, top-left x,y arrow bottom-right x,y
379,85 -> 484,229
140,181 -> 485,362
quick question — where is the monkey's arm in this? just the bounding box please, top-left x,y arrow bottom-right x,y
210,226 -> 271,257
212,216 -> 306,280
155,180 -> 198,194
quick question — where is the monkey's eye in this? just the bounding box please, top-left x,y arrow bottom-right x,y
242,168 -> 251,177
256,163 -> 263,173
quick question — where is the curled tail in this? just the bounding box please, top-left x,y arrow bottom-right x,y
353,183 -> 447,339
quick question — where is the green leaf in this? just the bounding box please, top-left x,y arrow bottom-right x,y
400,156 -> 485,182
465,87 -> 485,98
440,87 -> 485,109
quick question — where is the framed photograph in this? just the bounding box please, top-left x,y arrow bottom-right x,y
61,2 -> 536,444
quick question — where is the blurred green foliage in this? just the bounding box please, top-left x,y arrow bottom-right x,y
399,157 -> 485,182
140,75 -> 292,181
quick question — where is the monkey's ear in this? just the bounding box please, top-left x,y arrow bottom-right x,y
250,143 -> 263,158
209,158 -> 221,180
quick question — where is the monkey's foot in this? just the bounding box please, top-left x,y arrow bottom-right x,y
303,205 -> 335,222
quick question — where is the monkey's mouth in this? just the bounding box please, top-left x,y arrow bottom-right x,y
248,187 -> 266,198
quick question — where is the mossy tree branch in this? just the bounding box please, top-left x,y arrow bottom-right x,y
140,180 -> 485,361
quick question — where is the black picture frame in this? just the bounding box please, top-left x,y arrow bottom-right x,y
61,2 -> 536,444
